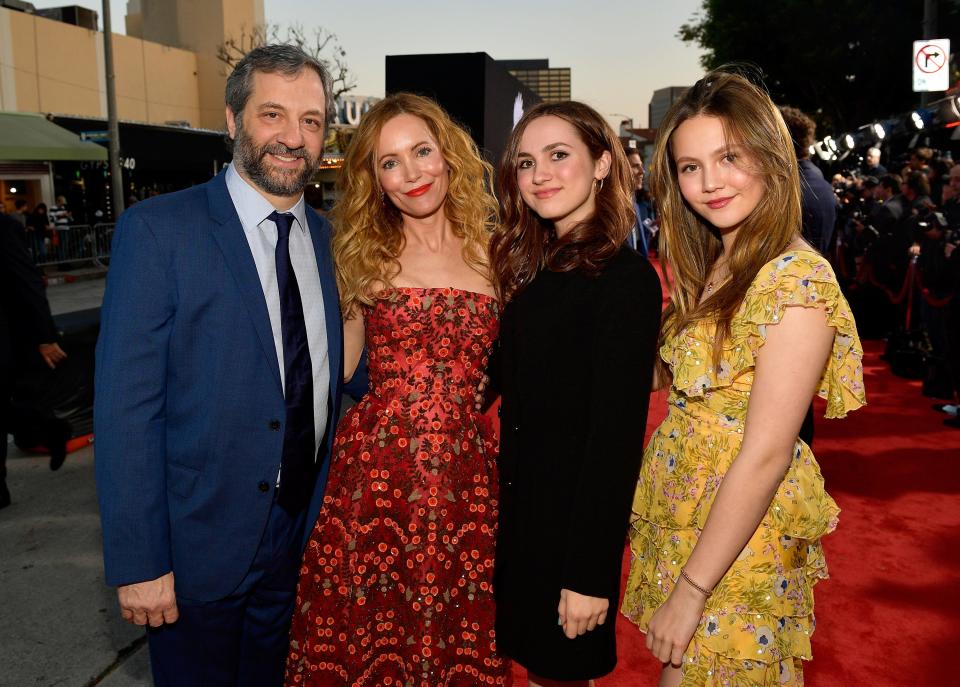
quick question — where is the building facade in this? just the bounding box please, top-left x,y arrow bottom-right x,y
498,59 -> 571,103
648,86 -> 689,129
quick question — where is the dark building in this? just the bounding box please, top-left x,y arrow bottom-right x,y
385,53 -> 541,169
51,116 -> 230,222
498,59 -> 571,103
34,4 -> 98,29
649,86 -> 690,128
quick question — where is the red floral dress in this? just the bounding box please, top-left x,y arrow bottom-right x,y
285,287 -> 507,687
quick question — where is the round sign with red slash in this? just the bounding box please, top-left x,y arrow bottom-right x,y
916,44 -> 946,73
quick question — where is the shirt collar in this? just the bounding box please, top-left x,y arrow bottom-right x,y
225,162 -> 309,235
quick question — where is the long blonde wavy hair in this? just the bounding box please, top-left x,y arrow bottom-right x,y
331,93 -> 498,316
652,69 -> 802,372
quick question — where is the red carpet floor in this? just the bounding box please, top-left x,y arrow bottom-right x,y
509,340 -> 960,686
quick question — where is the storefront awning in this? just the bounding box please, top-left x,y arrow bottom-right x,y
0,111 -> 108,161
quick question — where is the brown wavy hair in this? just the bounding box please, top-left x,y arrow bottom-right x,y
652,69 -> 802,374
331,93 -> 498,316
490,101 -> 634,302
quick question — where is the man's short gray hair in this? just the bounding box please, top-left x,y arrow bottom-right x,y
867,147 -> 881,158
225,44 -> 335,134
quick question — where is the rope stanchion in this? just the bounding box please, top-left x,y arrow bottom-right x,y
855,257 -> 954,309
858,261 -> 913,305
903,258 -> 917,330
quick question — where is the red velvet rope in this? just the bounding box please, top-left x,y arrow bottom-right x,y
855,260 -> 954,309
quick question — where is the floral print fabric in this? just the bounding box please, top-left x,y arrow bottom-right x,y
621,251 -> 866,686
285,288 -> 507,687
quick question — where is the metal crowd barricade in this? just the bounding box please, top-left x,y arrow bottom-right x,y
33,223 -> 115,269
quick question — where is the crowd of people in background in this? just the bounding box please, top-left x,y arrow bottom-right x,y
830,144 -> 960,429
629,101 -> 959,431
0,196 -> 73,263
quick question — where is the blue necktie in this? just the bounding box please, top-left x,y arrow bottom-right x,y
270,211 -> 315,512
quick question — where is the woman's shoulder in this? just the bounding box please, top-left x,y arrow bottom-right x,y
591,247 -> 663,314
749,247 -> 838,295
599,246 -> 661,289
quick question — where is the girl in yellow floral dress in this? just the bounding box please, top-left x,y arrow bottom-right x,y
620,70 -> 866,687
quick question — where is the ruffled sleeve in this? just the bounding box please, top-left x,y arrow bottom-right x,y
665,251 -> 866,418
735,251 -> 866,418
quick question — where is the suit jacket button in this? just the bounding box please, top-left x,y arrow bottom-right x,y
258,481 -> 270,493
497,406 -> 502,417
269,420 -> 281,431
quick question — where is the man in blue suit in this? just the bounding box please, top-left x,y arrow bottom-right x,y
95,45 -> 346,686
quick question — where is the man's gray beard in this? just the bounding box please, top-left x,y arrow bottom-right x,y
232,121 -> 321,197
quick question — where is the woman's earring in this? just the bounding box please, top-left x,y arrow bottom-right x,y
595,177 -> 605,192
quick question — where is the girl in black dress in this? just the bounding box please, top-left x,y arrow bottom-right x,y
489,101 -> 662,685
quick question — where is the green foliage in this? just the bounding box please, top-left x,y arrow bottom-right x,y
679,0 -> 960,131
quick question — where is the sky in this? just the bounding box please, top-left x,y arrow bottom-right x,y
32,0 -> 707,128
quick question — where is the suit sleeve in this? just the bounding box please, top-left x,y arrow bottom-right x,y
1,217 -> 58,346
343,348 -> 370,401
560,262 -> 662,599
94,210 -> 176,587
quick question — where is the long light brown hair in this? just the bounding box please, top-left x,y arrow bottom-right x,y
490,101 -> 635,302
652,70 -> 802,369
331,93 -> 498,316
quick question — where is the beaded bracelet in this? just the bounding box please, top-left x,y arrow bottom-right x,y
679,568 -> 713,598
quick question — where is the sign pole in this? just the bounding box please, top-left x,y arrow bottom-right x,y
921,0 -> 937,107
102,0 -> 125,219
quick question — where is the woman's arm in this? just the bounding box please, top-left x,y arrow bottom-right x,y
343,312 -> 365,383
645,304 -> 835,666
559,264 -> 662,638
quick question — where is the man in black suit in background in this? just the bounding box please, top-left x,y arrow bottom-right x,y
1,213 -> 67,509
779,106 -> 838,257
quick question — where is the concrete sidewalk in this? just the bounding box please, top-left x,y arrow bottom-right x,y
46,278 -> 106,317
0,269 -> 153,685
0,442 -> 150,687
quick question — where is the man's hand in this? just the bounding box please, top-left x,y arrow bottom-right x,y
557,588 -> 608,639
117,571 -> 179,627
38,342 -> 67,369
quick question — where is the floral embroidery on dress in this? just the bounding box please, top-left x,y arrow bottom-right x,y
286,288 -> 507,687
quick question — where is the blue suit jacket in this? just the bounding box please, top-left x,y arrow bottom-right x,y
94,172 -> 344,601
799,159 -> 838,255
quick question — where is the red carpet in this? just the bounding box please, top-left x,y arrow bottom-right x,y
508,340 -> 960,685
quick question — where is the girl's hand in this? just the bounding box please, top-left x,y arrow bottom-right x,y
645,580 -> 706,666
557,588 -> 608,639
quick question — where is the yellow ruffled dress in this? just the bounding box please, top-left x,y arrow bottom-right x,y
621,251 -> 866,686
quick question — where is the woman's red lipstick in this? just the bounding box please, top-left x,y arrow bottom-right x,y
706,196 -> 734,209
405,183 -> 432,197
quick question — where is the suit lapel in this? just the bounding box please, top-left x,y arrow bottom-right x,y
305,207 -> 343,412
205,173 -> 283,394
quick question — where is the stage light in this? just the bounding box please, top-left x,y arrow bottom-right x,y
9,186 -> 16,193
314,183 -> 320,188
911,111 -> 925,129
825,136 -> 838,153
842,134 -> 855,150
813,140 -> 832,161
808,145 -> 816,157
872,123 -> 886,140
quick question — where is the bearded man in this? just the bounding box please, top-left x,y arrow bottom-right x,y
94,44 -> 349,687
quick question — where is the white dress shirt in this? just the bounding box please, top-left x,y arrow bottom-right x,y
225,164 -> 330,459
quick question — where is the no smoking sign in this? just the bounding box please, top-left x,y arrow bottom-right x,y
913,39 -> 950,92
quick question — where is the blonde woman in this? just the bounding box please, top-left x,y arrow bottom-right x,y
285,94 -> 507,686
620,71 -> 866,686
